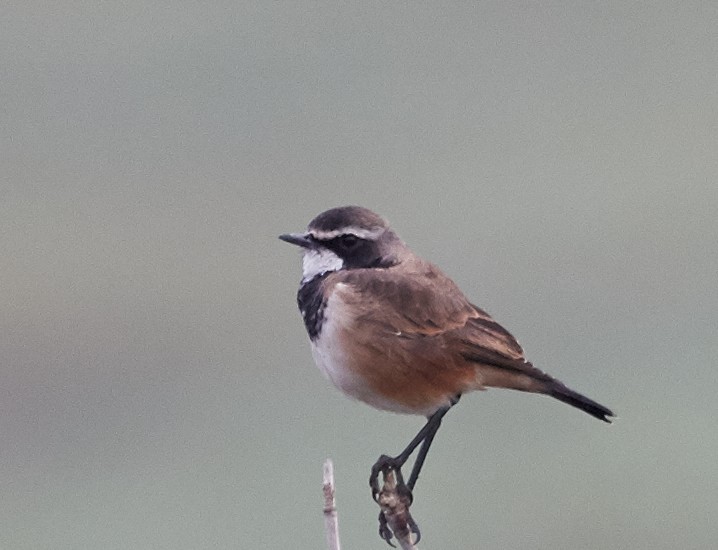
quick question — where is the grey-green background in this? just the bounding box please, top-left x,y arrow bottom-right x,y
2,2 -> 717,549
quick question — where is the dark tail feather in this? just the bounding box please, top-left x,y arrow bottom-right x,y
548,382 -> 614,423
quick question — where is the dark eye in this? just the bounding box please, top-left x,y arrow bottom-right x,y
339,234 -> 359,249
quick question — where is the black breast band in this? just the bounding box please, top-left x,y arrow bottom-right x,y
297,273 -> 328,340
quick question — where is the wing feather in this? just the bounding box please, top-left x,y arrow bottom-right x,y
336,263 -> 536,369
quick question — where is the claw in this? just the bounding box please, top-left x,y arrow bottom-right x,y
369,454 -> 397,501
378,511 -> 396,547
394,472 -> 413,506
408,515 -> 421,545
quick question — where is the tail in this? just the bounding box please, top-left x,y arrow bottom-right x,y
548,382 -> 614,423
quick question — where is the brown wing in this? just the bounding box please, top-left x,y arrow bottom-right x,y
338,262 -> 476,335
336,260 -> 556,393
337,261 -> 524,358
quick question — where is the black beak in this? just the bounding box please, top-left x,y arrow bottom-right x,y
278,232 -> 314,248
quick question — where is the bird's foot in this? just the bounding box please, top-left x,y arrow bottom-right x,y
370,455 -> 419,546
369,455 -> 412,503
378,510 -> 395,547
378,509 -> 421,547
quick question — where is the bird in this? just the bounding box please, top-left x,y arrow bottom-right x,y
279,205 -> 613,544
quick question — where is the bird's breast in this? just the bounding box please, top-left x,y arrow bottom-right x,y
309,283 -> 471,416
310,285 -> 391,409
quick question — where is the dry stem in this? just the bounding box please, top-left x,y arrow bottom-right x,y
323,459 -> 341,550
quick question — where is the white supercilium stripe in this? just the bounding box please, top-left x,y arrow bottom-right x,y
310,226 -> 384,241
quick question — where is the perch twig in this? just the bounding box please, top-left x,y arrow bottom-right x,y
323,459 -> 341,550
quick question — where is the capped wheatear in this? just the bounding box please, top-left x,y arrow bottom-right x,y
280,206 -> 613,544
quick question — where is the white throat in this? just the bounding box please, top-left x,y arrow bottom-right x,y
302,248 -> 343,282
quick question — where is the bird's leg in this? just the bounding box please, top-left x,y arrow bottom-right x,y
370,395 -> 460,498
406,422 -> 439,491
369,407 -> 447,500
406,395 -> 461,490
370,396 -> 460,545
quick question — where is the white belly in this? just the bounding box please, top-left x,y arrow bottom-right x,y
309,285 -> 412,413
310,307 -> 370,401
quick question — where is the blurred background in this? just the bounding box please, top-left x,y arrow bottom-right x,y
2,2 -> 717,549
